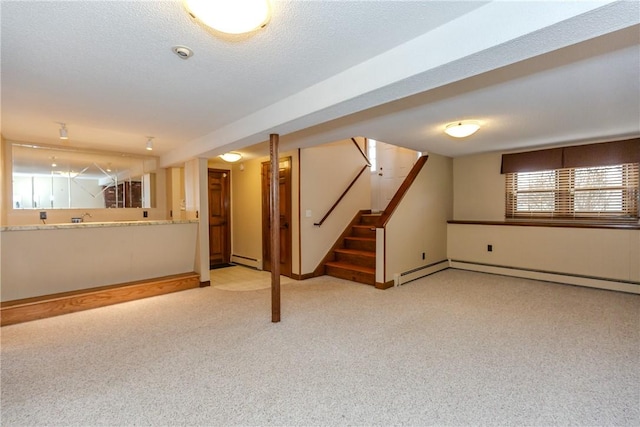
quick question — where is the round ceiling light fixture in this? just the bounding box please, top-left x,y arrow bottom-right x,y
444,120 -> 481,138
183,0 -> 271,35
219,152 -> 242,162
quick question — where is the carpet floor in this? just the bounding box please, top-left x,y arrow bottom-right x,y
1,268 -> 638,426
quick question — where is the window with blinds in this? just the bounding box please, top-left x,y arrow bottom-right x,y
506,163 -> 639,220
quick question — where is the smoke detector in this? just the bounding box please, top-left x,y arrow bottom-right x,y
172,45 -> 194,60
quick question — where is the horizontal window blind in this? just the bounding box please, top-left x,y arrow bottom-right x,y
506,163 -> 639,220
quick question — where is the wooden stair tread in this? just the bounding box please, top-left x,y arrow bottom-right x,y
333,248 -> 375,258
344,236 -> 375,242
352,224 -> 376,229
325,261 -> 375,274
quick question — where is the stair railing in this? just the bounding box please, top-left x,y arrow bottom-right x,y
314,165 -> 369,226
377,155 -> 429,227
352,137 -> 371,165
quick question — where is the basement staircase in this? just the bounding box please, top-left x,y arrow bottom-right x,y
324,211 -> 380,286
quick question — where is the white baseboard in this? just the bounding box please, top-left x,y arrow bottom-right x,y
395,260 -> 450,286
449,260 -> 640,294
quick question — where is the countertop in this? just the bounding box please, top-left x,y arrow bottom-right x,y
0,219 -> 199,232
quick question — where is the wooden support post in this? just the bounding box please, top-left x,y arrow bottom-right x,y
270,133 -> 281,323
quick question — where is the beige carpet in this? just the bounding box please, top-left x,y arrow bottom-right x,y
1,269 -> 638,426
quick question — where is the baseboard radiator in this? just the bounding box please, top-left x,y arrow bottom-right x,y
394,260 -> 450,286
449,260 -> 640,295
231,254 -> 262,270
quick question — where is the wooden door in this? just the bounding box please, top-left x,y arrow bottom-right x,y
208,169 -> 231,268
261,157 -> 292,277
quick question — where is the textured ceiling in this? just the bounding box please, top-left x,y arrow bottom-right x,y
1,0 -> 639,167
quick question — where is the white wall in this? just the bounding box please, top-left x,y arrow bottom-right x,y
385,153 -> 453,283
449,151 -> 640,292
184,158 -> 210,283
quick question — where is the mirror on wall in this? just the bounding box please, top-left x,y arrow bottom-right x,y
11,143 -> 157,209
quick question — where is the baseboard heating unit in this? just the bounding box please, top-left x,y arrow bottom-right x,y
449,260 -> 640,294
394,260 -> 449,286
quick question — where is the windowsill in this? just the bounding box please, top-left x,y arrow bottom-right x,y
447,220 -> 640,230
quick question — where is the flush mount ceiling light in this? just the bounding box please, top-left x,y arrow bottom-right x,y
146,137 -> 154,151
219,152 -> 242,162
59,123 -> 68,140
444,121 -> 481,138
183,0 -> 271,35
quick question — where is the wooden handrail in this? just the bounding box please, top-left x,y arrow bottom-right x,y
314,165 -> 369,226
352,137 -> 371,166
378,155 -> 429,228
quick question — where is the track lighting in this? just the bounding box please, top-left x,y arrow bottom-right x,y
59,123 -> 68,140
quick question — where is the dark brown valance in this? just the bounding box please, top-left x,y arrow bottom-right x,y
563,139 -> 640,168
500,147 -> 563,174
501,138 -> 640,174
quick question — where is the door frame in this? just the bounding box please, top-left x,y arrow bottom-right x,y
208,168 -> 231,267
261,157 -> 292,277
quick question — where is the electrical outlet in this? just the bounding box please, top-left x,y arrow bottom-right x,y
143,211 -> 148,218
39,211 -> 47,220
487,244 -> 493,252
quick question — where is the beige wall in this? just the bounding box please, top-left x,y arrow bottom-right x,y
1,222 -> 198,301
448,224 -> 640,282
449,151 -> 640,291
230,150 -> 300,274
300,139 -> 370,274
0,136 -> 6,226
453,152 -> 504,221
385,153 -> 453,282
229,157 -> 263,268
167,167 -> 186,221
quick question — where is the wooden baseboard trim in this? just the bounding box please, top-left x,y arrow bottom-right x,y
375,280 -> 394,290
1,272 -> 200,327
199,280 -> 211,288
291,272 -> 316,280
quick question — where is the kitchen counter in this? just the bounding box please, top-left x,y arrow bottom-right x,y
0,219 -> 198,232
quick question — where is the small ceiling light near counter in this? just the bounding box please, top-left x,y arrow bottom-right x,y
146,137 -> 154,151
444,120 -> 481,138
59,123 -> 68,140
220,152 -> 242,162
184,0 -> 271,34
